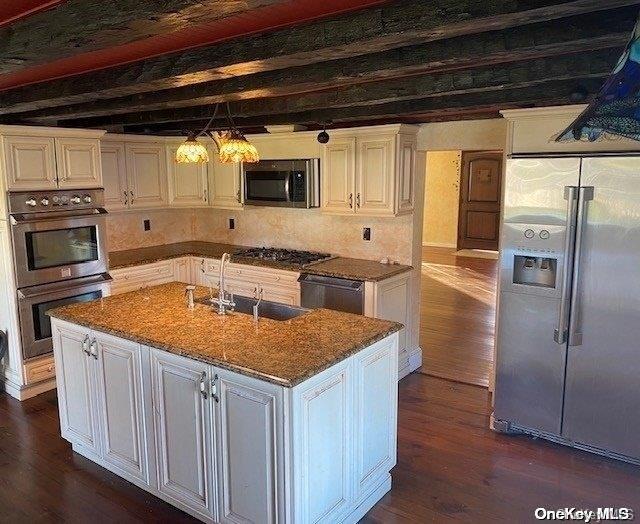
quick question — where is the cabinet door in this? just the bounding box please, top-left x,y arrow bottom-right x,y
353,337 -> 398,500
356,136 -> 395,216
260,283 -> 300,306
3,135 -> 57,190
95,333 -> 150,483
55,138 -> 102,188
369,273 -> 411,362
151,349 -> 216,520
209,153 -> 242,209
126,143 -> 167,208
215,369 -> 285,524
101,142 -> 128,210
321,138 -> 356,214
175,257 -> 192,284
51,321 -> 100,454
396,135 -> 416,214
167,145 -> 208,206
225,278 -> 258,299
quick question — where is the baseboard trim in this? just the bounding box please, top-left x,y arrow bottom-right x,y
1,377 -> 56,401
422,242 -> 457,249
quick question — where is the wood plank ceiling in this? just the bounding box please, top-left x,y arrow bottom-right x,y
0,0 -> 637,135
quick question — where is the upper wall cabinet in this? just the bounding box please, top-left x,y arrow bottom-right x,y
101,142 -> 128,211
1,127 -> 105,191
126,143 -> 167,209
321,125 -> 418,217
55,138 -> 102,189
166,144 -> 208,207
208,150 -> 242,209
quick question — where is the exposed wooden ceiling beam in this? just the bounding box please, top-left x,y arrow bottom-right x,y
0,0 -> 289,75
62,50 -> 617,129
0,0 -> 635,115
14,8 -> 635,124
117,77 -> 604,134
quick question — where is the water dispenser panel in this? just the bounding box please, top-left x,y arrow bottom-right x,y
513,255 -> 557,288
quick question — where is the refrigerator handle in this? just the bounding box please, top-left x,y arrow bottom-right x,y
568,186 -> 594,347
554,186 -> 579,345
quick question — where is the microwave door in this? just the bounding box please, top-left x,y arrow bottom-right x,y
245,171 -> 292,206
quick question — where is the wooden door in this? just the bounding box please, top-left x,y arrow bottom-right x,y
150,349 -> 216,520
95,332 -> 150,484
356,136 -> 395,216
3,135 -> 58,190
55,138 -> 102,189
321,137 -> 356,214
100,142 -> 128,210
125,143 -> 167,208
167,145 -> 208,206
458,152 -> 503,251
51,321 -> 100,454
215,369 -> 285,524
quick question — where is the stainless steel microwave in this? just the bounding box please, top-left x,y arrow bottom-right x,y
242,159 -> 320,208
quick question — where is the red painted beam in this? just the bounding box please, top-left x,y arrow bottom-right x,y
0,0 -> 391,91
0,0 -> 64,27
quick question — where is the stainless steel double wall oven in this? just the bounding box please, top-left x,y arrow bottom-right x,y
9,189 -> 111,360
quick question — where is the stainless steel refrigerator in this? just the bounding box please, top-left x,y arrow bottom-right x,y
494,155 -> 640,463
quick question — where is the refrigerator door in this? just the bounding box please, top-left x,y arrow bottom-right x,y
495,157 -> 581,433
562,156 -> 640,460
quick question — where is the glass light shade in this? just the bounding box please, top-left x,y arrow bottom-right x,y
218,130 -> 259,163
175,136 -> 209,163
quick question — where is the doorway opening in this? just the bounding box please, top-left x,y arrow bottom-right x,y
420,150 -> 502,387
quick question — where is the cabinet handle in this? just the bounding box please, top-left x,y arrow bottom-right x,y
349,193 -> 353,208
203,188 -> 208,202
200,371 -> 208,399
89,338 -> 98,360
129,190 -> 134,204
200,259 -> 205,273
82,335 -> 91,356
211,373 -> 219,403
356,193 -> 361,208
123,190 -> 128,205
236,189 -> 241,203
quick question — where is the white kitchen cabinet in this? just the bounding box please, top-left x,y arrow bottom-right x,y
101,142 -> 129,210
321,125 -> 417,217
109,259 -> 177,295
215,369 -> 285,524
260,283 -> 300,306
357,136 -> 395,216
321,137 -> 356,213
51,322 -> 101,455
150,348 -> 217,521
167,144 -> 208,207
126,143 -> 167,208
2,135 -> 58,190
55,137 -> 102,189
208,152 -> 242,209
174,257 -> 192,284
94,332 -> 151,484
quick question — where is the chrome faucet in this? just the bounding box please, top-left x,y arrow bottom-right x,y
211,253 -> 235,315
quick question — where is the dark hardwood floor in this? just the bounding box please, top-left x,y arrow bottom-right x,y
2,374 -> 640,523
419,247 -> 498,387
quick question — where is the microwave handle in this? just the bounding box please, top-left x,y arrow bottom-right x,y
284,175 -> 292,203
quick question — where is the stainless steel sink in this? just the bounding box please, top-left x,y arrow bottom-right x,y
196,295 -> 309,321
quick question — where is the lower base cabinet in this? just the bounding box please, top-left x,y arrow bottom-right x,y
52,318 -> 398,523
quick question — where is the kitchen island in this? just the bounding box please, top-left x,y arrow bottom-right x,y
48,282 -> 400,524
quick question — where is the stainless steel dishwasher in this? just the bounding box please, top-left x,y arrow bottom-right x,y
298,274 -> 364,314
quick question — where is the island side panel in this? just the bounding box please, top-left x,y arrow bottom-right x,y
290,333 -> 399,524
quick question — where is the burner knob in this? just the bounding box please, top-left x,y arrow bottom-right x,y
40,197 -> 50,206
70,195 -> 81,204
25,198 -> 37,207
82,194 -> 92,204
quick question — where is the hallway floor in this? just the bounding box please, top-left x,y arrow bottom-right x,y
419,246 -> 498,387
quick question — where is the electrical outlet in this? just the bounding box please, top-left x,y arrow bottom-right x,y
143,219 -> 151,231
229,218 -> 235,230
363,227 -> 371,241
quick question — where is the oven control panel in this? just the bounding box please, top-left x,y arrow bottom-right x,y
8,189 -> 104,214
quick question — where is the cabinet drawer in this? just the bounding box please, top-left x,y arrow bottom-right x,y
226,263 -> 299,286
24,356 -> 56,384
111,260 -> 174,283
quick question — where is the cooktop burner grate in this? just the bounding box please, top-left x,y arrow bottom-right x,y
234,247 -> 332,266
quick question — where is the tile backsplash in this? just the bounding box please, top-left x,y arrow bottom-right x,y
107,207 -> 413,265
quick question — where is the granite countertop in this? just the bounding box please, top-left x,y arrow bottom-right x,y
48,282 -> 401,387
109,241 -> 412,282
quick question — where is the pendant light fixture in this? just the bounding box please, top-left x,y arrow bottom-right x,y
174,102 -> 259,164
556,12 -> 640,142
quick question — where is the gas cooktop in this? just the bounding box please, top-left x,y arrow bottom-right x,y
234,247 -> 333,267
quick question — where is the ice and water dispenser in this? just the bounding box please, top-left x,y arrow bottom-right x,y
512,255 -> 557,288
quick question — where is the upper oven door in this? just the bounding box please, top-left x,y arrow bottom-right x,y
10,209 -> 108,288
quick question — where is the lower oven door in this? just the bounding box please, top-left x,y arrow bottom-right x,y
11,209 -> 108,288
17,273 -> 112,360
